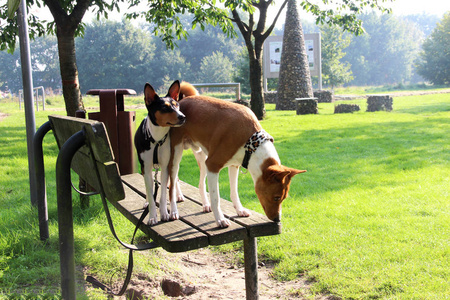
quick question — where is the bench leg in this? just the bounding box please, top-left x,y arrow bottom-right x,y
56,130 -> 86,300
33,121 -> 52,241
244,237 -> 259,300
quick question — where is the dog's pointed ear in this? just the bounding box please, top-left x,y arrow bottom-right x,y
167,80 -> 181,101
273,170 -> 291,183
266,167 -> 306,183
265,166 -> 291,183
288,168 -> 306,178
144,83 -> 158,106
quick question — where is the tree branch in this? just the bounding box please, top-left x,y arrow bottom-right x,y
43,0 -> 66,25
231,9 -> 255,57
261,0 -> 288,40
231,9 -> 249,36
43,0 -> 90,33
254,0 -> 268,36
70,0 -> 91,29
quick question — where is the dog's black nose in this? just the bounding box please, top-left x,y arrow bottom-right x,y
273,216 -> 281,223
178,115 -> 186,122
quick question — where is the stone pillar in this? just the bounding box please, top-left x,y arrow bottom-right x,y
366,95 -> 393,112
276,0 -> 313,110
294,98 -> 318,115
334,104 -> 361,114
314,90 -> 334,103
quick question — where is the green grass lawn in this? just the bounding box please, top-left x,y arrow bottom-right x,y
0,91 -> 449,299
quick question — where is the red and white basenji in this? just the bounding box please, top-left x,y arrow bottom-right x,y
134,81 -> 185,225
169,82 -> 306,227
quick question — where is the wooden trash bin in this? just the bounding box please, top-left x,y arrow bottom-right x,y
87,89 -> 137,175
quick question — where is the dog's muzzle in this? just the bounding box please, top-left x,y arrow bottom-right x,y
168,113 -> 186,126
175,113 -> 186,126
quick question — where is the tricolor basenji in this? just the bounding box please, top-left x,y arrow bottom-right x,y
169,82 -> 306,228
134,81 -> 185,225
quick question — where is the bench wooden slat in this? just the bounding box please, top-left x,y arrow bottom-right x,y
49,115 -> 114,163
178,181 -> 282,238
122,173 -> 247,245
122,174 -> 282,241
69,150 -> 124,202
113,184 -> 209,253
175,197 -> 247,245
121,173 -> 147,197
49,115 -> 124,202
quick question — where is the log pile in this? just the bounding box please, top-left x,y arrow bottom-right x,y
334,104 -> 361,114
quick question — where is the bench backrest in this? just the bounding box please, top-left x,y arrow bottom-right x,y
49,115 -> 125,202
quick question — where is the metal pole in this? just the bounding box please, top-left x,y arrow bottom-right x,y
236,83 -> 241,101
33,121 -> 52,241
41,86 -> 45,111
317,32 -> 323,90
35,88 -> 39,111
56,130 -> 86,300
17,0 -> 37,206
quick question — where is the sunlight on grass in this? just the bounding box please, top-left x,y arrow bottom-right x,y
0,92 -> 449,298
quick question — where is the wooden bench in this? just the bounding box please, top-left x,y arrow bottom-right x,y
34,115 -> 281,300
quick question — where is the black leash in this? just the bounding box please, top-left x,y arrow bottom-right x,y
152,134 -> 167,200
86,203 -> 156,296
86,133 -> 168,296
150,132 -> 169,203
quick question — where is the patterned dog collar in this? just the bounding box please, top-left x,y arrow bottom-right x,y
242,130 -> 274,169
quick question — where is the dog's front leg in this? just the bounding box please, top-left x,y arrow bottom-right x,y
207,171 -> 231,228
229,165 -> 251,217
159,167 -> 171,222
143,164 -> 158,225
161,163 -> 179,221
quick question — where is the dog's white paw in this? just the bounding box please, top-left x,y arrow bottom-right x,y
160,212 -> 170,222
216,218 -> 231,228
237,208 -> 251,217
177,194 -> 185,203
170,212 -> 179,220
147,217 -> 158,226
203,205 -> 212,213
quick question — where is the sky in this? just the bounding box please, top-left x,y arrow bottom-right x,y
273,0 -> 449,25
33,0 -> 449,25
384,0 -> 449,17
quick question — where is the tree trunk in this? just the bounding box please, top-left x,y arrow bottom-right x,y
232,9 -> 267,120
43,0 -> 88,116
249,55 -> 266,120
56,27 -> 83,116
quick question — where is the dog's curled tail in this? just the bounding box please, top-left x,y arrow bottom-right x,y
180,81 -> 199,100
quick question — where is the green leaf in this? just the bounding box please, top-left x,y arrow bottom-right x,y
7,0 -> 20,19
